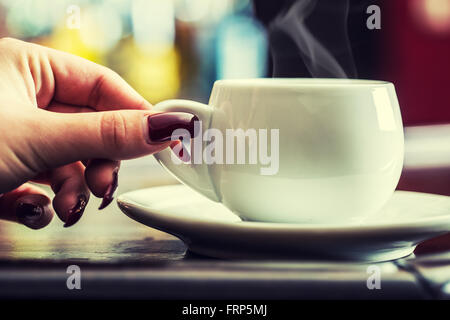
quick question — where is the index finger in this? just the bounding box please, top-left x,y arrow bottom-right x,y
39,43 -> 152,111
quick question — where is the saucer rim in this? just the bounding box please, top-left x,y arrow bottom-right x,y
117,185 -> 450,233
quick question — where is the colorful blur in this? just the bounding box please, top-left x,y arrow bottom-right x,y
0,0 -> 268,104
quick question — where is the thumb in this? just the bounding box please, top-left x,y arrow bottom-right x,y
29,109 -> 197,168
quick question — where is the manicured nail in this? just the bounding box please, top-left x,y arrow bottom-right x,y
16,202 -> 44,226
98,167 -> 119,210
147,112 -> 198,143
64,194 -> 88,228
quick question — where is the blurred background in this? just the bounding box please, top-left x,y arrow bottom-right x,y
0,0 -> 448,123
0,0 -> 269,104
0,0 -> 449,256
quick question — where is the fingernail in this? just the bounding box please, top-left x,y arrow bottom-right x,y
98,167 -> 119,210
147,112 -> 198,143
16,202 -> 44,226
64,194 -> 88,228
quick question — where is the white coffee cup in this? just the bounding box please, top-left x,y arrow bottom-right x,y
153,78 -> 404,224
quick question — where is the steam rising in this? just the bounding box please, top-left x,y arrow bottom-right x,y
269,0 -> 357,78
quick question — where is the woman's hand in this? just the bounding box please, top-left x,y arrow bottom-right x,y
0,38 -> 192,229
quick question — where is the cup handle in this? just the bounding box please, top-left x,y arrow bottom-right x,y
152,99 -> 220,202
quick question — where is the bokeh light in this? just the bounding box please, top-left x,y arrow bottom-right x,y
79,4 -> 123,53
175,0 -> 210,23
175,0 -> 235,26
113,39 -> 180,103
4,0 -> 66,38
216,15 -> 268,79
411,0 -> 450,34
132,0 -> 175,51
0,0 -> 268,105
39,26 -> 104,64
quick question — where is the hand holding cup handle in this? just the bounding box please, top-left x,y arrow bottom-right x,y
152,99 -> 220,202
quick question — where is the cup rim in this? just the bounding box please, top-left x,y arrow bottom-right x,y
214,78 -> 392,88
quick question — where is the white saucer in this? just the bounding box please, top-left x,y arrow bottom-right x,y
117,185 -> 450,262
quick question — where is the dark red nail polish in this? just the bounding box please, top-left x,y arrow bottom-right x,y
16,202 -> 44,225
147,112 -> 198,143
98,167 -> 119,210
64,194 -> 88,228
